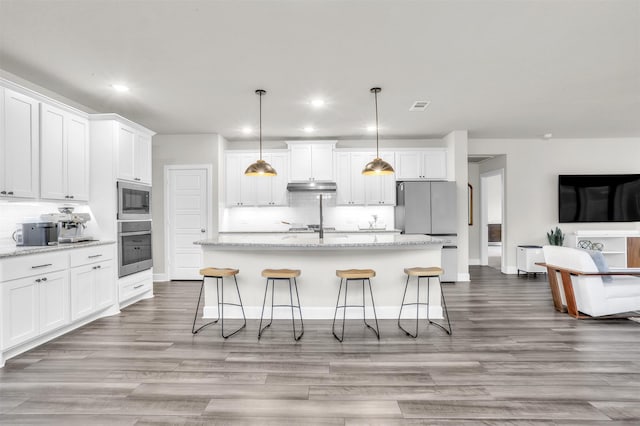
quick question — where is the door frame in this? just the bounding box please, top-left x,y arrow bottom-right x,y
480,168 -> 505,272
164,164 -> 213,281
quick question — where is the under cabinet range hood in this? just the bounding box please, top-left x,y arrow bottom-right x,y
286,182 -> 337,192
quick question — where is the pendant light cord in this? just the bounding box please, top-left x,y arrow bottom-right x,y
259,90 -> 263,161
374,90 -> 379,158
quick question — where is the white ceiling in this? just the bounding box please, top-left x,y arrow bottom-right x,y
1,0 -> 639,140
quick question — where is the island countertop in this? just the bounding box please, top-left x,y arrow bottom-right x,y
195,233 -> 443,250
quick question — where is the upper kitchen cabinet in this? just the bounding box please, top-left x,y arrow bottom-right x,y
0,88 -> 39,199
395,149 -> 447,180
225,151 -> 289,207
287,141 -> 335,182
253,152 -> 289,206
40,103 -> 90,201
117,123 -> 152,184
225,152 -> 257,207
336,151 -> 369,205
364,151 -> 396,205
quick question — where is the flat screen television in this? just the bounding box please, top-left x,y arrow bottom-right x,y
559,174 -> 640,223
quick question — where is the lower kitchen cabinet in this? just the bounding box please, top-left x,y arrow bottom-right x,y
2,270 -> 69,349
70,259 -> 115,321
1,243 -> 119,367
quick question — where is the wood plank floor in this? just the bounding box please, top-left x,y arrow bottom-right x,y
2,266 -> 640,425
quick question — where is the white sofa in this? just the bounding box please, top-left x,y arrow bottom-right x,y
542,245 -> 640,318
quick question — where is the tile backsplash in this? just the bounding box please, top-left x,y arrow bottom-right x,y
0,201 -> 98,244
220,194 -> 395,232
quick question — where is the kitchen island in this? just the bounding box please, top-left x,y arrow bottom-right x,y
196,233 -> 445,320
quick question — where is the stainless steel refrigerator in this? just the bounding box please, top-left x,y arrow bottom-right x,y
395,181 -> 458,282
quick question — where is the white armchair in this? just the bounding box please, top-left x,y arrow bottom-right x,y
542,245 -> 640,318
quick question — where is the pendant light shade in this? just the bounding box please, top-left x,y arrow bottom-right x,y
362,87 -> 394,176
245,89 -> 277,176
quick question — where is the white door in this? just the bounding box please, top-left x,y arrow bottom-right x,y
39,270 -> 70,334
66,114 -> 90,200
168,167 -> 209,280
40,103 -> 67,200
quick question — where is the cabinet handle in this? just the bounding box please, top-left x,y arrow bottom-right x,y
133,284 -> 144,289
93,265 -> 102,270
42,277 -> 47,281
31,263 -> 52,269
7,191 -> 13,195
35,278 -> 41,283
69,195 -> 74,199
88,254 -> 102,258
0,191 -> 5,195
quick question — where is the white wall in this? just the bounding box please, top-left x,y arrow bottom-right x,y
152,134 -> 225,276
486,174 -> 503,224
469,138 -> 640,273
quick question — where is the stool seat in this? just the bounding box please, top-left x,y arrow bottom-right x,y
262,268 -> 301,279
336,269 -> 376,279
404,267 -> 443,277
200,267 -> 239,277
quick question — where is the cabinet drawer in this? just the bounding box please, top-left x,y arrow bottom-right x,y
119,269 -> 153,302
70,245 -> 114,267
1,251 -> 69,282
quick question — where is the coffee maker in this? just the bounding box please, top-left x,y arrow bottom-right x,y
40,207 -> 93,243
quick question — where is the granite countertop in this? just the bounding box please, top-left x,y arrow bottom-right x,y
196,233 -> 443,249
220,229 -> 402,234
0,240 -> 116,259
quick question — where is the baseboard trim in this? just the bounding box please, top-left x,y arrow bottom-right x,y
153,273 -> 168,282
203,305 -> 444,320
504,266 -> 519,275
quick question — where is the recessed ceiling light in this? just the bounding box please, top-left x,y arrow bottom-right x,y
242,126 -> 252,134
543,133 -> 553,139
303,126 -> 315,133
310,99 -> 325,108
409,100 -> 430,111
111,84 -> 130,93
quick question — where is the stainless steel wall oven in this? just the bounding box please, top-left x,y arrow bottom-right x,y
118,221 -> 153,278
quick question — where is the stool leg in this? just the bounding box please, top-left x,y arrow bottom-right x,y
332,278 -> 346,342
258,278 -> 272,339
363,278 -> 380,340
221,275 -> 247,339
192,276 -> 220,334
293,277 -> 304,340
289,277 -> 304,341
428,276 -> 452,335
397,274 -> 417,338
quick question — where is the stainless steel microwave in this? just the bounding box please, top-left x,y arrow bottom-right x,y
117,181 -> 151,220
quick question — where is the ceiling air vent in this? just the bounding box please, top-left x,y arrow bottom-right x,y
409,100 -> 431,111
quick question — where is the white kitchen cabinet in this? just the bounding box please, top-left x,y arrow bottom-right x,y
225,152 -> 257,206
254,152 -> 289,206
2,267 -> 69,350
117,124 -> 152,184
396,149 -> 447,180
336,152 -> 369,205
0,88 -> 39,199
70,245 -> 116,321
70,260 -> 114,321
364,151 -> 396,205
40,103 -> 89,201
288,142 -> 335,181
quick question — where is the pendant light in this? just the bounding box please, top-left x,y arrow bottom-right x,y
362,87 -> 394,175
245,89 -> 277,176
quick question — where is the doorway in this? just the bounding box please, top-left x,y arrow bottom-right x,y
165,165 -> 212,280
480,169 -> 504,272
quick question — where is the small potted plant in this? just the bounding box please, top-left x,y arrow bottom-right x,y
547,227 -> 565,246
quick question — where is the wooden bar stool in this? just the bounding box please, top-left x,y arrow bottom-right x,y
192,267 -> 246,338
398,267 -> 452,337
332,269 -> 380,342
258,269 -> 304,341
